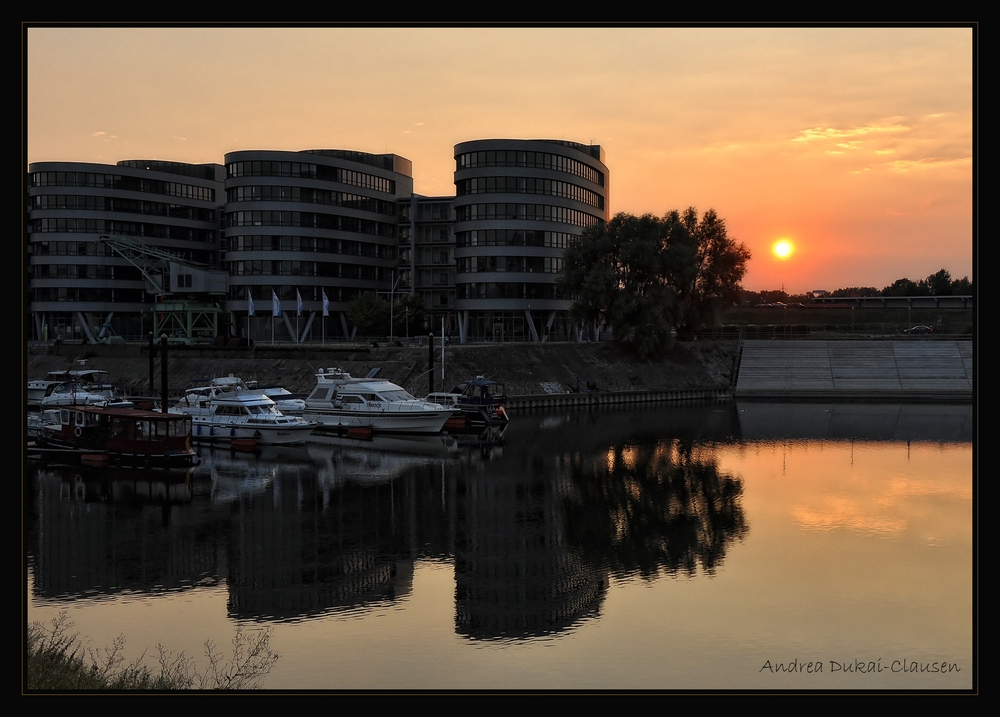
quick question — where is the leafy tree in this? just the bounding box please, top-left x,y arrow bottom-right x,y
951,275 -> 973,294
347,292 -> 389,336
881,278 -> 922,296
391,293 -> 426,337
832,286 -> 881,297
560,208 -> 750,358
676,208 -> 751,337
925,269 -> 953,295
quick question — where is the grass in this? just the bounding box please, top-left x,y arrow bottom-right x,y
26,612 -> 278,691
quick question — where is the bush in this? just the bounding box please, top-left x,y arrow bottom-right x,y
27,612 -> 278,691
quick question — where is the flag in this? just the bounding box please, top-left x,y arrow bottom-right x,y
321,289 -> 329,317
272,290 -> 281,317
296,289 -> 303,317
248,293 -> 255,317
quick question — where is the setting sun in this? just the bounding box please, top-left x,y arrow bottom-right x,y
773,240 -> 794,260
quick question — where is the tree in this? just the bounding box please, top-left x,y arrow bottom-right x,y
347,292 -> 389,336
391,293 -> 426,337
560,208 -> 750,358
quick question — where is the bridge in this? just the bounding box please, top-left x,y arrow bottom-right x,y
734,339 -> 973,401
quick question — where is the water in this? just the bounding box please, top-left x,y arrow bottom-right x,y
25,402 -> 973,690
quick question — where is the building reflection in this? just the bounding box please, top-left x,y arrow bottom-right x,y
28,403 -> 750,634
27,464 -> 222,599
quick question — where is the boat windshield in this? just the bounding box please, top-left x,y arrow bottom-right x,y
379,390 -> 417,402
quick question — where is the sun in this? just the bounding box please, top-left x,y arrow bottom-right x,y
773,239 -> 794,259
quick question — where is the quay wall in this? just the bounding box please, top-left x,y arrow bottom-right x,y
25,337 -> 972,407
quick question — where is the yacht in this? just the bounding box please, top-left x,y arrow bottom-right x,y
303,368 -> 457,435
28,368 -> 126,408
174,380 -> 316,445
182,375 -> 305,415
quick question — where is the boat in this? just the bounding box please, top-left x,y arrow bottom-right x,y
28,368 -> 129,408
34,404 -> 200,468
302,368 -> 457,435
174,384 -> 316,445
182,375 -> 305,415
427,376 -> 509,428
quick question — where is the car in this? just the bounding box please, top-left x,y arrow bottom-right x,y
904,325 -> 934,334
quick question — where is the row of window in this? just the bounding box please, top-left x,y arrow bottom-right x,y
32,287 -> 147,302
30,219 -> 216,242
226,186 -> 396,215
455,282 -> 567,300
456,256 -> 563,274
456,229 -> 574,249
31,194 -> 216,222
226,210 -> 396,237
457,177 -> 604,210
226,260 -> 392,281
456,150 -> 604,186
225,234 -> 396,259
226,161 -> 395,194
30,172 -> 216,201
30,240 -> 214,265
32,263 -> 133,280
413,225 -> 452,244
455,203 -> 602,229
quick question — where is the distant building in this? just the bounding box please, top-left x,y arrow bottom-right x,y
27,140 -> 613,344
452,139 -> 609,343
398,195 -> 456,336
26,160 -> 225,342
222,149 -> 413,341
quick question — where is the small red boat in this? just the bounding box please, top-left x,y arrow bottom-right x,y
36,405 -> 200,468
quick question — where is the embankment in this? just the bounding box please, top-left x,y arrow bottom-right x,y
25,340 -> 740,401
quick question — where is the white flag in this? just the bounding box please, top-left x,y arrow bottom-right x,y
248,293 -> 255,317
272,290 -> 281,317
296,289 -> 303,317
321,289 -> 329,317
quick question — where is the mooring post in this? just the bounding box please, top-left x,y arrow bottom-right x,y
428,333 -> 434,395
160,334 -> 168,413
148,332 -> 155,397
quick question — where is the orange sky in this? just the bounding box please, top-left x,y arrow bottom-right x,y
25,26 -> 974,293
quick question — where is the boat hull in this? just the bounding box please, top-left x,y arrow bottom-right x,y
304,408 -> 455,435
189,418 -> 315,445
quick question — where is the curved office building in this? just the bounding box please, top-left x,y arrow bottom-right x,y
26,160 -> 225,342
223,150 -> 413,341
453,139 -> 609,343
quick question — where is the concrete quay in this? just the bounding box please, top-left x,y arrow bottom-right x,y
734,339 -> 973,401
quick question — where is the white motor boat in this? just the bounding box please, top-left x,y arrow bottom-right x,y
303,368 -> 457,435
182,375 -> 305,415
29,368 -> 126,408
174,381 -> 316,446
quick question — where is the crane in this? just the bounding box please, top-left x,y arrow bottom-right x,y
98,234 -> 228,344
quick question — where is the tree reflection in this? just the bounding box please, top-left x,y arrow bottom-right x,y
561,438 -> 747,579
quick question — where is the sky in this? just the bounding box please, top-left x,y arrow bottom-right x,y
25,25 -> 974,294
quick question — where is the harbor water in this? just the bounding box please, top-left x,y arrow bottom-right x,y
25,402 -> 973,690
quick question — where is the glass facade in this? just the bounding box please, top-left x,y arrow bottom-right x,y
26,160 -> 225,342
453,140 -> 608,343
223,149 -> 413,342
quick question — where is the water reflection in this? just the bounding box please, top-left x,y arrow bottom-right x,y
25,401 -> 971,686
561,438 -> 747,580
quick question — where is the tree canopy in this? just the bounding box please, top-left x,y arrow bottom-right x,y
559,208 -> 750,358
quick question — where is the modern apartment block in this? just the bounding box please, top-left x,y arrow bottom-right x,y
223,150 -> 413,342
26,160 -> 225,342
25,139 -> 609,344
452,139 -> 609,343
398,195 -> 457,337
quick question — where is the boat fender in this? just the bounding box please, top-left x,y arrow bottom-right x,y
74,426 -> 82,437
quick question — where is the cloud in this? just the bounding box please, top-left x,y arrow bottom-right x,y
792,122 -> 909,143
